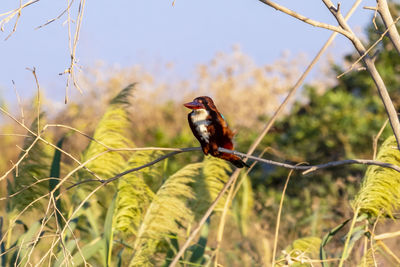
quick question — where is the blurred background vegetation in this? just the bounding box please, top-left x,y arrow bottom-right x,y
1,3 -> 400,267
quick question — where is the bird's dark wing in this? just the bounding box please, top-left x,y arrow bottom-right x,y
215,111 -> 234,140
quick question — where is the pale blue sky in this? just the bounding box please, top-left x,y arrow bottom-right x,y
1,0 -> 376,103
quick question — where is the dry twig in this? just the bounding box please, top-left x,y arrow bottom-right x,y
0,0 -> 40,40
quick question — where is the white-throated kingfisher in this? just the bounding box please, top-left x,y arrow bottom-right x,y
183,96 -> 248,168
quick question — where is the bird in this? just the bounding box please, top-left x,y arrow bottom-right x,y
183,96 -> 249,168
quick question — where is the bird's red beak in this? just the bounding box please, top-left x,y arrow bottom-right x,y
183,101 -> 205,109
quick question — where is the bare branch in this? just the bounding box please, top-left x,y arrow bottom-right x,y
337,14 -> 400,78
272,168 -> 297,266
12,80 -> 25,125
62,0 -> 86,103
0,0 -> 40,39
218,147 -> 400,174
377,0 -> 400,54
257,0 -> 400,150
26,67 -> 41,135
66,145 -> 400,190
321,0 -> 400,150
258,0 -> 352,38
66,147 -> 200,190
35,0 -> 75,29
373,119 -> 389,159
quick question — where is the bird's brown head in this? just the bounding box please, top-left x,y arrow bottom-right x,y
183,96 -> 216,111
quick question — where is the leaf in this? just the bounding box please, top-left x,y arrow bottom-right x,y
232,173 -> 253,236
53,239 -> 78,267
71,237 -> 104,266
104,194 -> 117,267
188,218 -> 210,264
0,217 -> 5,267
10,220 -> 41,266
342,226 -> 365,260
75,190 -> 101,238
162,233 -> 180,267
320,219 -> 350,267
53,218 -> 79,267
49,136 -> 65,229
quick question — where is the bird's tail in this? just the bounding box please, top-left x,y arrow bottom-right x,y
219,153 -> 249,168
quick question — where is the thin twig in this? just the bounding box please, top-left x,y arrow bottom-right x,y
0,177 -> 64,201
62,0 -> 85,102
338,207 -> 360,267
66,148 -> 200,190
0,0 -> 40,39
373,119 -> 389,159
376,240 -> 400,264
337,14 -> 400,79
35,0 -> 75,29
271,168 -> 297,266
26,67 -> 41,135
374,230 -> 400,240
12,80 -> 25,125
0,134 -> 29,137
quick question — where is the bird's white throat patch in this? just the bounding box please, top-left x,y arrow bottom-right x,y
191,109 -> 210,143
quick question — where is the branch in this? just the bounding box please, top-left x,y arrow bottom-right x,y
258,0 -> 400,150
218,147 -> 400,174
377,0 -> 400,54
35,0 -> 75,29
0,0 -> 40,40
62,0 -> 86,103
322,0 -> 400,151
258,0 -> 352,38
66,147 -> 200,190
68,146 -> 400,192
336,14 -> 400,79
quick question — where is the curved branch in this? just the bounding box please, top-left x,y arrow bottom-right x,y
66,147 -> 201,190
257,0 -> 352,38
218,147 -> 400,174
67,146 -> 400,191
